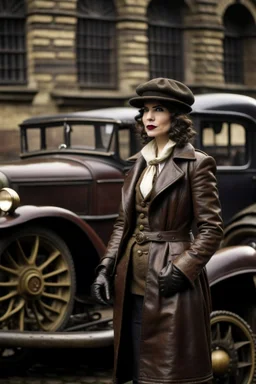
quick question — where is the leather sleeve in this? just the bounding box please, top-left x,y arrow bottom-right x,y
173,155 -> 223,286
96,202 -> 125,275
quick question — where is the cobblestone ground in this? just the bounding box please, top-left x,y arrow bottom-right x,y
0,349 -> 114,384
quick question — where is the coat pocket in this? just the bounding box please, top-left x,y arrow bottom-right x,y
168,241 -> 191,260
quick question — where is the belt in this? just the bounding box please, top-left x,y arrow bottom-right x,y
132,230 -> 194,245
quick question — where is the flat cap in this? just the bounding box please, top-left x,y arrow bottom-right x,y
129,77 -> 195,113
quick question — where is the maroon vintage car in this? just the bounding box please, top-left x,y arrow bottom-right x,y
0,94 -> 256,383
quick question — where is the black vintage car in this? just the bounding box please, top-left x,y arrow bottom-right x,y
0,93 -> 256,383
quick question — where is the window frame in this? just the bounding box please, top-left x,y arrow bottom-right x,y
76,0 -> 117,89
0,1 -> 27,85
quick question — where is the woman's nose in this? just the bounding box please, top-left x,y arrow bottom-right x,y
146,111 -> 154,120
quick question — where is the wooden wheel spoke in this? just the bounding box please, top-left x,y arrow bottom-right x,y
39,300 -> 61,315
29,235 -> 39,265
38,250 -> 61,271
30,302 -> 47,331
43,267 -> 68,279
0,298 -> 25,322
44,281 -> 70,287
0,290 -> 17,302
16,240 -> 28,264
5,250 -> 20,269
224,325 -> 233,342
237,361 -> 252,368
0,281 -> 18,287
19,306 -> 25,331
213,323 -> 221,340
0,298 -> 14,322
37,300 -> 56,322
0,264 -> 18,276
42,291 -> 68,303
234,340 -> 251,350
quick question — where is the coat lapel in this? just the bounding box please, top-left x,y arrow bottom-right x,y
150,143 -> 196,203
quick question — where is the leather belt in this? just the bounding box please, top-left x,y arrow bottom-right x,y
133,230 -> 194,245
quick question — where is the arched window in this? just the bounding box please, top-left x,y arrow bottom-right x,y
147,0 -> 185,81
76,0 -> 117,88
0,0 -> 27,84
223,4 -> 255,84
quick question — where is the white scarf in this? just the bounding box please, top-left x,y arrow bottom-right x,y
140,139 -> 176,198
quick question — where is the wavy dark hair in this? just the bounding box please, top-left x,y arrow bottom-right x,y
134,101 -> 196,148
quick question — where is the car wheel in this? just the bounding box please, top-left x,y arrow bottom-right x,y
0,225 -> 76,332
211,310 -> 256,383
222,227 -> 256,249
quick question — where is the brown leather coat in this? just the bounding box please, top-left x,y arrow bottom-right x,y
99,143 -> 223,384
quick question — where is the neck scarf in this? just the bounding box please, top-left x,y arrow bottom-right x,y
140,139 -> 176,198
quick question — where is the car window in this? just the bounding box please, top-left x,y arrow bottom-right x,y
26,129 -> 41,151
46,126 -> 66,150
70,124 -> 96,149
200,121 -> 247,166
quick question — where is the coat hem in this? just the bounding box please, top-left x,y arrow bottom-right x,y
134,373 -> 213,384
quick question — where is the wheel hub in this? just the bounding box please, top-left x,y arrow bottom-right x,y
19,269 -> 44,296
212,348 -> 231,375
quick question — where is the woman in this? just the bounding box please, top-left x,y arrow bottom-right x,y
91,78 -> 223,384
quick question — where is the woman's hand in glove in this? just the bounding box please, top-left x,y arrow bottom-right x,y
158,262 -> 189,298
91,267 -> 112,305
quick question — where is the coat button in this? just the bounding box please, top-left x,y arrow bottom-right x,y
137,250 -> 142,255
140,213 -> 145,219
141,201 -> 146,207
139,225 -> 144,231
157,233 -> 163,239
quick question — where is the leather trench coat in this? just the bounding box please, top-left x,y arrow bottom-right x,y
99,143 -> 223,384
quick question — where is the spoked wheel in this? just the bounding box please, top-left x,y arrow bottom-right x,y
0,226 -> 76,369
211,310 -> 256,383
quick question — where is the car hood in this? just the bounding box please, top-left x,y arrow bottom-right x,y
0,154 -> 122,184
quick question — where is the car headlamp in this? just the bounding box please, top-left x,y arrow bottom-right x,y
0,188 -> 20,213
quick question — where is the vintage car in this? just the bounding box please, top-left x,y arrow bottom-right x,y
0,93 -> 256,383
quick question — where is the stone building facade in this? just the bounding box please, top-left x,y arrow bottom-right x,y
0,0 -> 255,159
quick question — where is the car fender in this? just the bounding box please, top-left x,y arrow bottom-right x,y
207,245 -> 256,286
0,205 -> 106,258
224,204 -> 256,237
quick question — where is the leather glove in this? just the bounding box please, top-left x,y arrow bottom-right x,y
158,262 -> 188,298
91,267 -> 112,305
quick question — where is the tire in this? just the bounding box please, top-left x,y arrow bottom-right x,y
211,310 -> 256,383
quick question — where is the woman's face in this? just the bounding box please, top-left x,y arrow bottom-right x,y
142,102 -> 171,141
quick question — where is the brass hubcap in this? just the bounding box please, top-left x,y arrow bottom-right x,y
212,349 -> 231,375
19,269 -> 43,296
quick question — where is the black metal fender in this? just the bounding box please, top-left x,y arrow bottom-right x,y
207,245 -> 256,286
0,205 -> 106,259
223,204 -> 256,244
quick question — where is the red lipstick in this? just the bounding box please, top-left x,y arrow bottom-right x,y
146,125 -> 156,130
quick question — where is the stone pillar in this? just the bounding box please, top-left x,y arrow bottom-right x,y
116,0 -> 150,95
27,0 -> 77,110
184,0 -> 224,89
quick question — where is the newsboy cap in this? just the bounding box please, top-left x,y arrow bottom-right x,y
129,78 -> 195,113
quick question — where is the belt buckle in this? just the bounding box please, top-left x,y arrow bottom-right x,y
135,232 -> 145,244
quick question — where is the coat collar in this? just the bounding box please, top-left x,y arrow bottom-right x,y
122,143 -> 196,216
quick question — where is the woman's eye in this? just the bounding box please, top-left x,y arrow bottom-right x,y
155,107 -> 164,112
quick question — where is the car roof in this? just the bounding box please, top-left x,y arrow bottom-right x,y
192,93 -> 256,120
20,93 -> 256,127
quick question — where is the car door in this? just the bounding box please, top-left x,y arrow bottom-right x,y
192,112 -> 256,226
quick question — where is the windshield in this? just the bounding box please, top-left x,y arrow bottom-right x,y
21,122 -> 116,153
